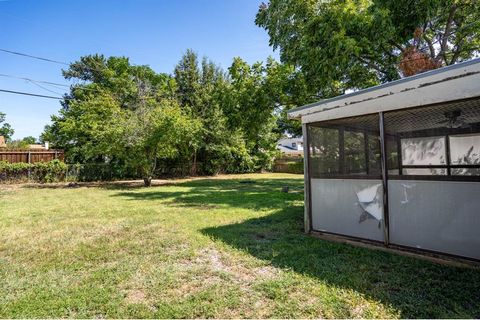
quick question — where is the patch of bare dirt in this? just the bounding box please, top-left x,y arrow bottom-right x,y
125,289 -> 147,304
195,247 -> 280,284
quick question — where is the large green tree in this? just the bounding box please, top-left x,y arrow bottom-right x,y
256,0 -> 480,94
44,51 -> 292,180
122,98 -> 201,186
223,57 -> 287,168
47,90 -> 124,163
174,50 -> 259,174
44,55 -> 176,159
43,55 -> 201,185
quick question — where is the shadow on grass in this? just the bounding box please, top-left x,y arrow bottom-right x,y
112,178 -> 304,211
113,177 -> 480,318
19,180 -> 179,190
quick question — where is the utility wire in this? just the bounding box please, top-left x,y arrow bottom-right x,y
0,49 -> 103,92
0,47 -> 132,74
0,88 -> 63,100
0,73 -> 70,88
0,48 -> 69,66
0,73 -> 99,92
0,48 -> 107,76
0,47 -> 144,74
28,80 -> 65,95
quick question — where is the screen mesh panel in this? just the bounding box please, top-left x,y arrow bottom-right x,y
308,114 -> 381,178
384,98 -> 480,177
384,98 -> 480,134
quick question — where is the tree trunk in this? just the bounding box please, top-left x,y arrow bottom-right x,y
143,152 -> 157,187
143,176 -> 152,187
191,151 -> 197,176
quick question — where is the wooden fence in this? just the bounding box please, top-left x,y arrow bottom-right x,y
0,150 -> 64,164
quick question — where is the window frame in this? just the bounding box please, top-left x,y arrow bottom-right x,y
307,118 -> 382,180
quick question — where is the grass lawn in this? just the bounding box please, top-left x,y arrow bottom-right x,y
1,173 -> 479,318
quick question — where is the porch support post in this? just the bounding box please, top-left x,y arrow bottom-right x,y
379,112 -> 390,246
302,123 -> 312,233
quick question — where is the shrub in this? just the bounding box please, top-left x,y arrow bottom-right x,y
32,160 -> 68,183
0,161 -> 30,182
0,160 -> 68,183
286,161 -> 304,174
272,158 -> 304,174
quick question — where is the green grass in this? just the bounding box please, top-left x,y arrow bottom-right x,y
0,173 -> 479,318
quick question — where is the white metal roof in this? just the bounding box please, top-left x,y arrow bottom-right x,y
288,58 -> 480,124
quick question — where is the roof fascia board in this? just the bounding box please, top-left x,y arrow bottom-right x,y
288,58 -> 480,120
301,71 -> 480,124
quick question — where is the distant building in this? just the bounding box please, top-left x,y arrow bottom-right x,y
0,136 -> 6,148
277,136 -> 303,156
28,142 -> 49,150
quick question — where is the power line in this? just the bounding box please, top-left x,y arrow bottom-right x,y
0,88 -> 63,100
0,48 -> 116,85
0,48 -> 111,76
0,47 -> 143,74
0,73 -> 70,96
0,73 -> 70,88
0,48 -> 69,66
0,73 -> 99,93
28,81 -> 65,95
0,48 -> 131,86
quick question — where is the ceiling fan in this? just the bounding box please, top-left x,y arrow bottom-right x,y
437,109 -> 469,129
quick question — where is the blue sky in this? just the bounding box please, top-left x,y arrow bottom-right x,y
0,0 -> 277,139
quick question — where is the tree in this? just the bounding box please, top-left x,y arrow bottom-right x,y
44,51 -> 289,180
223,57 -> 284,169
61,55 -> 175,112
174,49 -> 202,112
6,136 -> 38,150
123,99 -> 201,186
376,0 -> 480,68
0,112 -> 14,141
22,136 -> 37,144
48,90 -> 125,163
45,55 -> 175,159
256,0 -> 480,94
173,50 -> 256,174
44,55 -> 203,186
6,140 -> 29,150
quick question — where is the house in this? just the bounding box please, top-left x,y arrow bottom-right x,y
277,136 -> 303,156
288,58 -> 480,262
0,136 -> 6,148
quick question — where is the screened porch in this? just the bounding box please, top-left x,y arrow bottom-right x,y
306,97 -> 480,260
